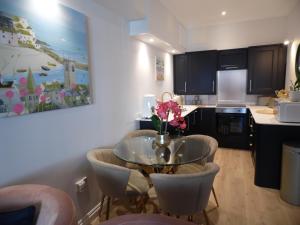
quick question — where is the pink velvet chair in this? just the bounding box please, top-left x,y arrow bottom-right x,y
0,184 -> 77,225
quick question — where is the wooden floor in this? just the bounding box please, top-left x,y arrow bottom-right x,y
92,149 -> 300,225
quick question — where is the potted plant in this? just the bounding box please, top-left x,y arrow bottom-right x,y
151,100 -> 186,147
289,44 -> 300,102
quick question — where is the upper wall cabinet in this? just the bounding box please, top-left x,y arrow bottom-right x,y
188,51 -> 218,95
218,48 -> 248,70
173,54 -> 188,95
173,51 -> 217,95
247,44 -> 287,95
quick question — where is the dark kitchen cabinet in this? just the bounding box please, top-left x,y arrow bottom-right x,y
247,44 -> 287,95
173,51 -> 217,95
188,51 -> 218,95
187,108 -> 216,137
173,54 -> 188,95
218,48 -> 248,70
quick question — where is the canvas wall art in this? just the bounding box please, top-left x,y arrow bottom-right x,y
0,0 -> 90,118
155,56 -> 165,81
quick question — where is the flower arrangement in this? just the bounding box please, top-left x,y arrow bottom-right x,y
151,100 -> 186,135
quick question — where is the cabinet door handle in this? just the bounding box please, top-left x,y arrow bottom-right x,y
249,80 -> 252,93
184,81 -> 187,93
212,80 -> 215,93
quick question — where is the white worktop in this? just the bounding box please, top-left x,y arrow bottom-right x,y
248,106 -> 300,126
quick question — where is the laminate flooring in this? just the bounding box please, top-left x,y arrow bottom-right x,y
92,149 -> 300,225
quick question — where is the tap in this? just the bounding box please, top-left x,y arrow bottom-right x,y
161,92 -> 173,102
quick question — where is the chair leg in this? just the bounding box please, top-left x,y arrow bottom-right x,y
106,197 -> 111,220
212,186 -> 219,207
203,210 -> 210,225
98,195 -> 106,219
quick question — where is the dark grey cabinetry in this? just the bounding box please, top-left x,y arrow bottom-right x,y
218,48 -> 248,70
247,44 -> 287,95
173,51 -> 217,95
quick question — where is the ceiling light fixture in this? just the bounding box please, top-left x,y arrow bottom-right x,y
171,50 -> 176,54
221,11 -> 227,16
149,38 -> 154,43
284,40 -> 290,45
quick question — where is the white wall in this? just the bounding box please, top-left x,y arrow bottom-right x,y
187,16 -> 287,51
285,2 -> 300,89
0,0 -> 173,220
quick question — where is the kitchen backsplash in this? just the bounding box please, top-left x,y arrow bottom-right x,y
184,95 -> 259,105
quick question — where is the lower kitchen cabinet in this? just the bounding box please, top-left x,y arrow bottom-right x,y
249,112 -> 300,189
186,108 -> 216,137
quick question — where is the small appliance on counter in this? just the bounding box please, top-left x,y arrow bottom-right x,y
142,94 -> 156,118
275,99 -> 300,123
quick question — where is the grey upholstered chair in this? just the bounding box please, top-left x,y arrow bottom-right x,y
150,163 -> 220,225
176,135 -> 219,207
123,129 -> 157,170
87,148 -> 150,220
124,129 -> 157,138
0,184 -> 77,225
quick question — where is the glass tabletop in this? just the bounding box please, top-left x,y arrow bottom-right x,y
113,136 -> 210,166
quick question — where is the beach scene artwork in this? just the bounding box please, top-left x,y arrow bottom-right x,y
0,0 -> 90,118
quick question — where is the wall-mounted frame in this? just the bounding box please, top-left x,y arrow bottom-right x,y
0,0 -> 91,118
155,56 -> 165,81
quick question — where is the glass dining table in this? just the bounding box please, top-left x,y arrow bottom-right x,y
113,136 -> 210,173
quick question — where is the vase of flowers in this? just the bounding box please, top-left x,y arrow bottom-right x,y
151,100 -> 186,147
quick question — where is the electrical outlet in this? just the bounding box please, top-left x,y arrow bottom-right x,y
75,176 -> 88,193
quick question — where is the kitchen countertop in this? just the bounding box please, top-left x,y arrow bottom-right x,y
248,106 -> 300,126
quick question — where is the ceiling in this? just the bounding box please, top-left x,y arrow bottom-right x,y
159,0 -> 300,28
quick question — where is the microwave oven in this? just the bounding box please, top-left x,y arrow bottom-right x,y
275,99 -> 300,123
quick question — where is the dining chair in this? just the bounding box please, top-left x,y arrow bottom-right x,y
176,135 -> 219,207
123,129 -> 157,170
150,163 -> 220,225
124,129 -> 157,138
0,184 -> 77,225
86,148 -> 150,220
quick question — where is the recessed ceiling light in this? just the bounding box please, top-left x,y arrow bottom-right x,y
284,40 -> 290,45
171,50 -> 176,53
221,11 -> 227,16
149,38 -> 154,43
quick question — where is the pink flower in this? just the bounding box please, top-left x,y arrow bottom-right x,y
40,95 -> 46,103
19,77 -> 27,85
180,121 -> 187,129
5,90 -> 14,100
169,119 -> 179,127
13,103 -> 24,115
35,86 -> 42,96
19,88 -> 28,97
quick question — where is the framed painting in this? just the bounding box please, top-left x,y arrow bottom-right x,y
0,0 -> 91,118
155,56 -> 164,81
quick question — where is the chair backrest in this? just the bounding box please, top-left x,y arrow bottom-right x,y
86,148 -> 130,198
0,184 -> 76,225
150,163 -> 220,215
183,135 -> 218,163
124,129 -> 157,139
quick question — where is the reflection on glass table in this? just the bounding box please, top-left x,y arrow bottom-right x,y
113,136 -> 210,168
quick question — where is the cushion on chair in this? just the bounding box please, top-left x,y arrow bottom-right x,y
126,169 -> 149,196
0,205 -> 36,225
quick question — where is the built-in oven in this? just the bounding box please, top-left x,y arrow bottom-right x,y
215,107 -> 249,149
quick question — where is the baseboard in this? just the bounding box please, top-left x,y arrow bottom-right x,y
77,201 -> 103,225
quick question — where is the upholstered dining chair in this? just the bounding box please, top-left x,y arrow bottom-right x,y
176,135 -> 219,207
0,184 -> 77,225
86,148 -> 150,220
123,129 -> 157,170
150,163 -> 220,225
124,129 -> 157,138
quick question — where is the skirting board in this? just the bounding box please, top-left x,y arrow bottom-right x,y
78,201 -> 104,225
